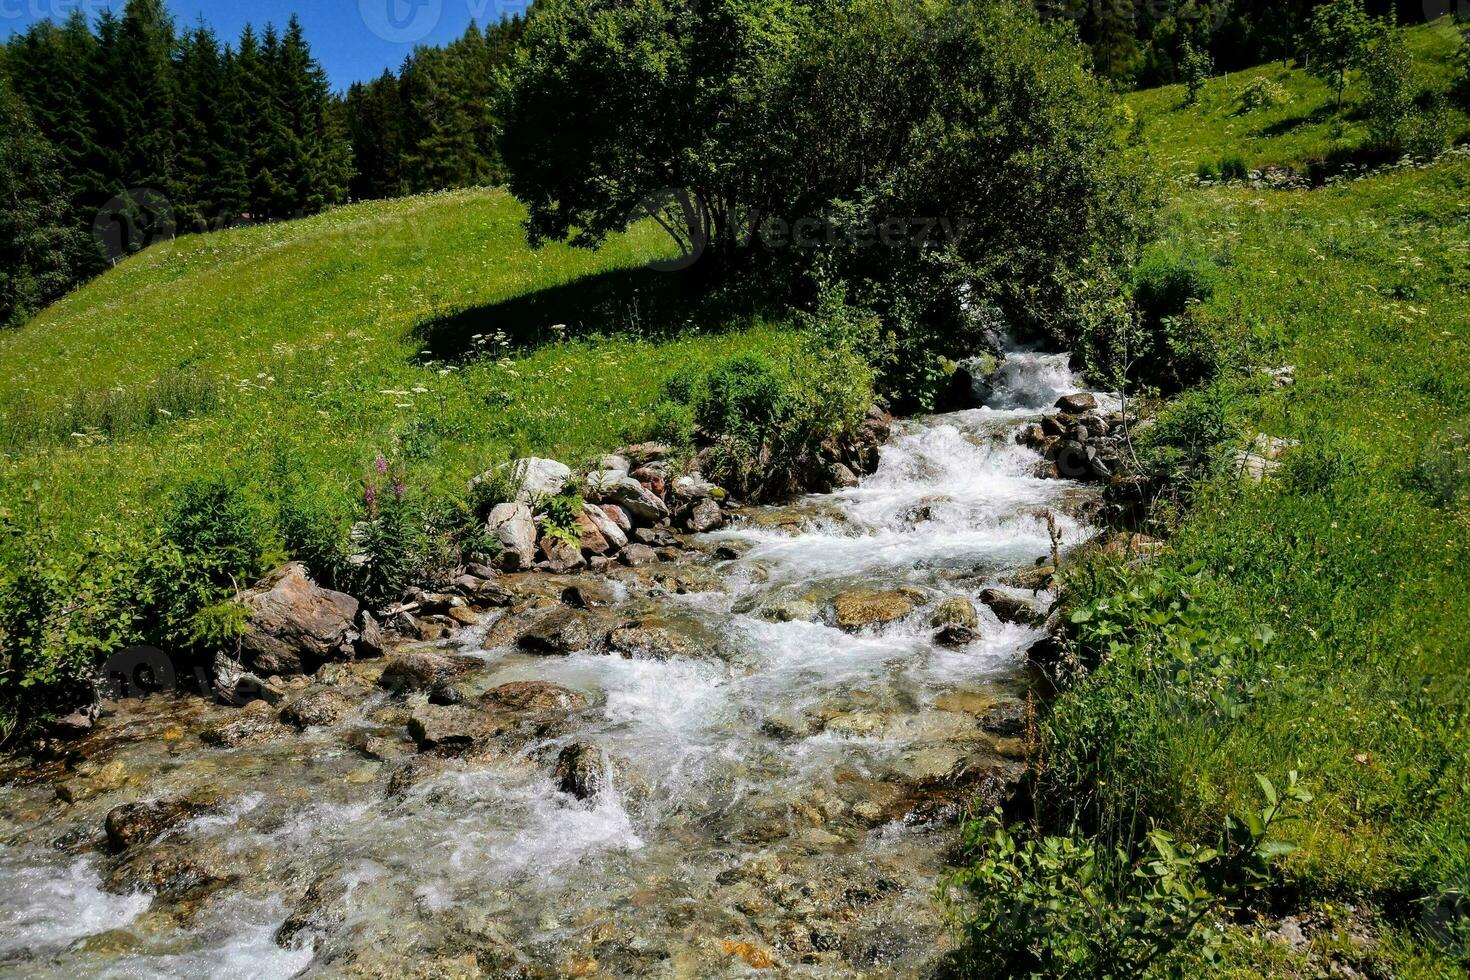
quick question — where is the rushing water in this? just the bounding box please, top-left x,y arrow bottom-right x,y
0,343 -> 1109,978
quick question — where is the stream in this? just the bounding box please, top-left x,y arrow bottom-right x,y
0,343 -> 1109,978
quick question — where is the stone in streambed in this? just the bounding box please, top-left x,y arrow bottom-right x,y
515,607 -> 612,655
606,621 -> 694,660
931,598 -> 980,646
279,688 -> 356,729
618,543 -> 659,567
200,699 -> 291,747
1055,392 -> 1098,414
554,742 -> 606,801
482,681 -> 589,715
486,502 -> 537,571
979,588 -> 1044,627
237,563 -> 381,676
105,797 -> 215,852
831,590 -> 915,631
377,650 -> 480,694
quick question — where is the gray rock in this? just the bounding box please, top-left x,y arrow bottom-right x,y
486,502 -> 537,571
554,742 -> 606,801
504,457 -> 572,503
406,704 -> 486,750
618,544 -> 659,567
979,588 -> 1043,627
581,503 -> 628,551
537,534 -> 587,573
828,463 -> 860,489
280,688 -> 355,728
931,597 -> 980,646
1055,392 -> 1098,414
585,472 -> 669,525
679,497 -> 725,533
516,607 -> 610,655
597,453 -> 631,474
238,563 -> 378,676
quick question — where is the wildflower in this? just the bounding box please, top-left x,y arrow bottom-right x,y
364,483 -> 378,515
393,476 -> 406,499
375,454 -> 388,475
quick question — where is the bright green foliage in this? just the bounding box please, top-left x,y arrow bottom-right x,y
1300,0 -> 1382,111
1181,39 -> 1213,105
0,77 -> 99,328
946,775 -> 1312,977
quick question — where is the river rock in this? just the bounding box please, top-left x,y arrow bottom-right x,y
831,590 -> 916,631
600,504 -> 633,533
598,453 -> 631,474
407,704 -> 487,750
581,503 -> 628,551
276,870 -> 350,947
538,534 -> 587,573
487,502 -> 537,571
585,472 -> 669,525
482,681 -> 589,715
1055,392 -> 1098,414
516,607 -> 610,655
105,797 -> 214,852
554,742 -> 606,801
617,442 -> 673,468
1001,564 -> 1055,592
607,621 -> 694,660
237,563 -> 380,676
502,457 -> 571,502
679,497 -> 725,534
200,699 -> 291,747
979,588 -> 1043,627
757,598 -> 819,623
378,651 -> 479,693
931,598 -> 980,646
279,688 -> 356,729
828,463 -> 860,489
619,543 -> 659,567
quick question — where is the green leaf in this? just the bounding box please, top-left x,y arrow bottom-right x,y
1255,774 -> 1278,808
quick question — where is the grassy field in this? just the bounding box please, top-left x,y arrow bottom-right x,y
1127,17 -> 1469,181
1028,29 -> 1470,976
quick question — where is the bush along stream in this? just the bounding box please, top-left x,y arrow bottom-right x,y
0,331 -> 1129,975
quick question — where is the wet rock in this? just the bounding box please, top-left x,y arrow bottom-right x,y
713,541 -> 751,561
516,607 -> 611,655
607,621 -> 694,660
758,598 -> 819,623
482,681 -> 589,715
678,496 -> 725,534
581,503 -> 628,552
828,463 -> 860,489
1001,564 -> 1055,592
979,699 -> 1029,737
200,700 -> 291,747
407,704 -> 487,751
585,471 -> 670,525
944,352 -> 1005,408
619,543 -> 659,567
45,702 -> 99,739
428,681 -> 462,706
378,651 -> 479,694
105,797 -> 213,852
106,847 -> 235,903
1015,423 -> 1047,448
348,731 -> 406,761
831,590 -> 916,631
237,563 -> 380,676
554,742 -> 606,801
276,870 -> 349,947
279,688 -> 356,729
979,588 -> 1043,627
487,502 -> 538,571
446,606 -> 481,627
1056,392 -> 1098,414
538,534 -> 587,573
931,598 -> 980,646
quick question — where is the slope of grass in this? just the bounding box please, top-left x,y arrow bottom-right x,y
0,187 -> 810,730
1036,129 -> 1470,978
1127,17 -> 1469,180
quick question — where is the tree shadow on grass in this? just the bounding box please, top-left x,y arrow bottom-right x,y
1252,104 -> 1337,138
410,264 -> 769,363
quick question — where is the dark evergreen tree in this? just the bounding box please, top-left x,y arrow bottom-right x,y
0,78 -> 100,328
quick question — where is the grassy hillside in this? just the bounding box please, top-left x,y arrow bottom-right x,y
1013,26 -> 1470,977
1128,18 -> 1469,180
0,188 -> 816,729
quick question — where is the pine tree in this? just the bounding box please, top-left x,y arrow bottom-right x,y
344,71 -> 407,199
109,0 -> 180,198
0,78 -> 100,328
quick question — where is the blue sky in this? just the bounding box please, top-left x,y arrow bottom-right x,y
0,0 -> 523,90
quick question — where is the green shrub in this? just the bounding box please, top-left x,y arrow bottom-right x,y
1196,160 -> 1219,182
1236,76 -> 1293,113
341,457 -> 426,608
648,398 -> 697,448
695,356 -> 791,446
1403,431 -> 1470,508
1180,38 -> 1212,106
1218,154 -> 1249,181
1127,249 -> 1221,394
536,491 -> 584,549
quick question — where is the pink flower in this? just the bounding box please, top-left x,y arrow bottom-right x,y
364,483 -> 378,514
375,454 -> 389,475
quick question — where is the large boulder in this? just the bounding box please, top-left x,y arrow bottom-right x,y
537,534 -> 587,573
516,607 -> 611,655
607,622 -> 694,661
486,502 -> 537,571
831,590 -> 916,631
238,563 -> 380,677
979,588 -> 1043,627
584,471 -> 669,525
1055,392 -> 1098,414
554,742 -> 606,801
580,503 -> 628,552
490,457 -> 571,503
